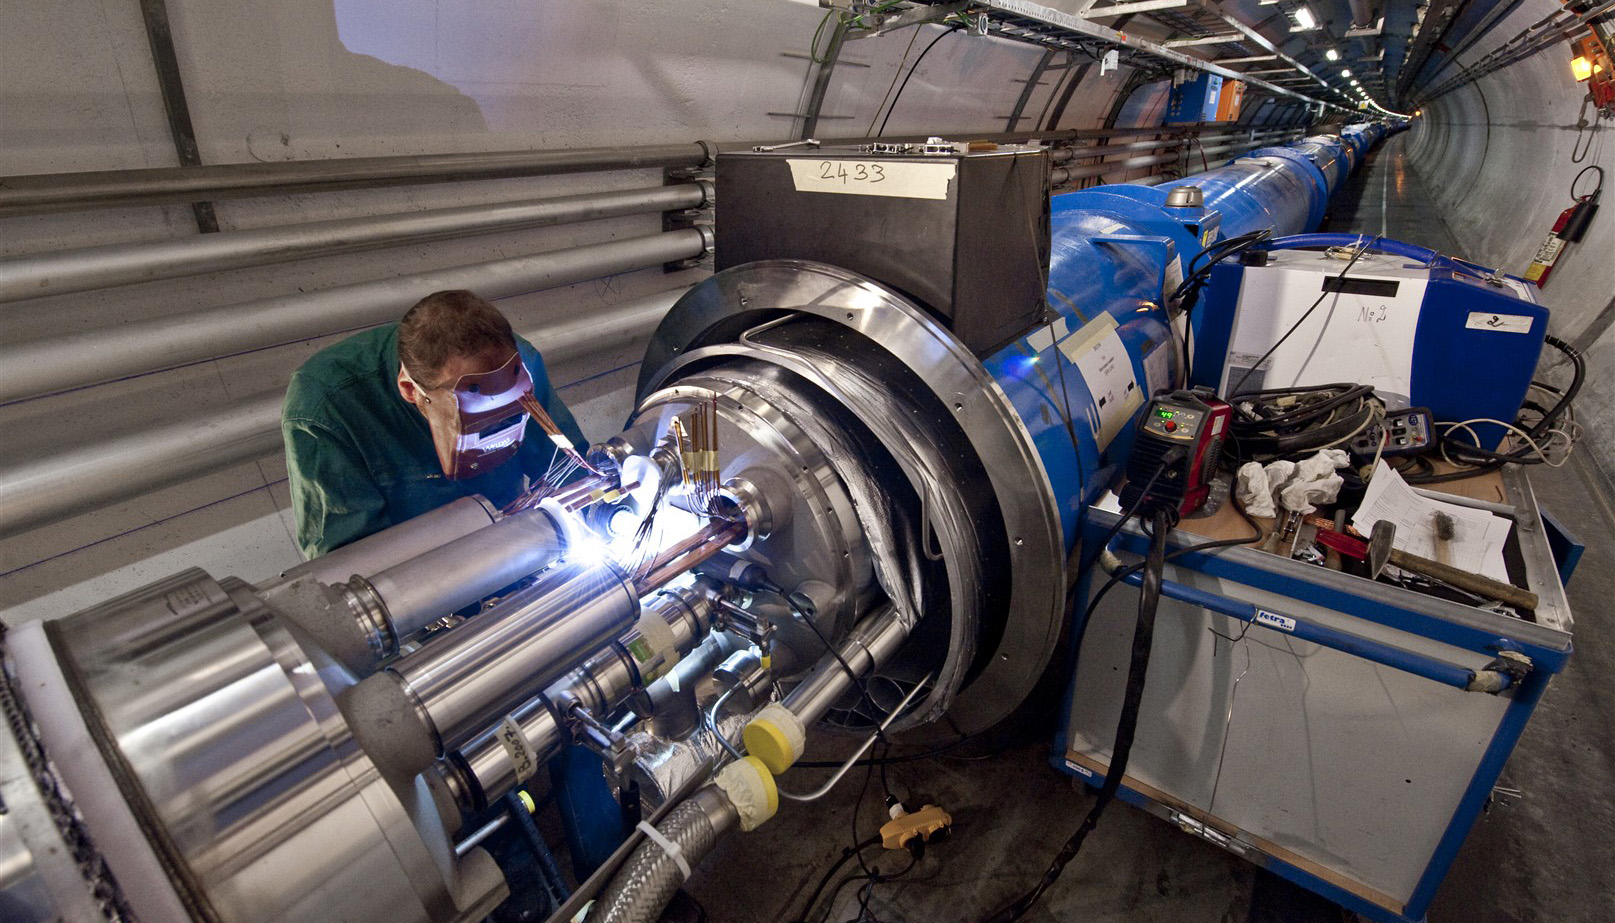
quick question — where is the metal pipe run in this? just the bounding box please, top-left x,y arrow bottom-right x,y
0,228 -> 708,406
0,143 -> 716,217
452,579 -> 726,811
632,521 -> 747,596
390,561 -> 642,752
350,504 -> 572,647
0,289 -> 685,535
0,184 -> 709,302
782,605 -> 908,728
277,495 -> 498,586
1,127 -> 1293,220
0,394 -> 283,536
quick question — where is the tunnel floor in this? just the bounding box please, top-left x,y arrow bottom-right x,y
675,135 -> 1615,923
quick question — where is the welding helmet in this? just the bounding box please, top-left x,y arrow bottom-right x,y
402,352 -> 534,479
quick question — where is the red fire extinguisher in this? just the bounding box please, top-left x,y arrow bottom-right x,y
1525,167 -> 1603,287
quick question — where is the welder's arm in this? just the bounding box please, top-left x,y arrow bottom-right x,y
283,418 -> 390,559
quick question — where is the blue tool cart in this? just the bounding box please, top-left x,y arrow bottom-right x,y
1057,467 -> 1575,923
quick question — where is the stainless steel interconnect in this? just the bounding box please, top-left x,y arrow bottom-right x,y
31,569 -> 504,923
347,504 -> 572,653
278,495 -> 499,587
389,561 -> 640,754
783,605 -> 909,728
449,578 -> 729,812
639,261 -> 1067,734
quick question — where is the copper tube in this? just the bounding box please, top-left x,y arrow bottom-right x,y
633,521 -> 746,597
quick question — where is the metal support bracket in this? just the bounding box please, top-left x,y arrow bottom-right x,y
662,165 -> 713,273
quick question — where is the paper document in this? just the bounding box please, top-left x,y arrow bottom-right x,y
1351,461 -> 1512,583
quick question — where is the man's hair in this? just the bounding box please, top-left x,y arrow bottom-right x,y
397,290 -> 518,387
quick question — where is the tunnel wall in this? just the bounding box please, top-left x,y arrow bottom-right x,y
1404,0 -> 1615,478
0,0 -> 1162,621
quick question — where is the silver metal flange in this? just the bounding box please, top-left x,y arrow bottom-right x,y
636,260 -> 1065,734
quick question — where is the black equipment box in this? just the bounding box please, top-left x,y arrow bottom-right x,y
715,143 -> 1050,356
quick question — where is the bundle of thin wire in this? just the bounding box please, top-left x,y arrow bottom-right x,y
1225,382 -> 1386,463
502,391 -> 602,514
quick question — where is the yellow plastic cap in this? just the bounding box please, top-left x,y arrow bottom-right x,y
743,719 -> 794,775
742,703 -> 806,775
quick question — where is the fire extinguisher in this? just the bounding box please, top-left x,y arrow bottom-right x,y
1526,165 -> 1603,287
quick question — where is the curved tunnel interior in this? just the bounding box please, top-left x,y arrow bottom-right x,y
1,2 -> 1613,922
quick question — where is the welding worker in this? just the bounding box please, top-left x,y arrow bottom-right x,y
282,289 -> 587,558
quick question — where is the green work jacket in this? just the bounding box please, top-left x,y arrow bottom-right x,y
282,324 -> 587,559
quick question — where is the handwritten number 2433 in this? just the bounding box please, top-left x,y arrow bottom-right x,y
820,161 -> 886,183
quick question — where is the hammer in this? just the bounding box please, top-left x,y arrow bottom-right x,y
1313,519 -> 1538,612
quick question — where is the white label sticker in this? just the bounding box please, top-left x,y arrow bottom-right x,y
498,715 -> 538,783
1254,609 -> 1296,633
1464,312 -> 1533,334
1059,314 -> 1143,450
787,159 -> 957,200
1143,340 -> 1174,398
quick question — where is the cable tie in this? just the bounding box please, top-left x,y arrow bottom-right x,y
635,820 -> 692,881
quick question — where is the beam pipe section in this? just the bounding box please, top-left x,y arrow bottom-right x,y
276,496 -> 497,586
782,605 -> 907,728
0,184 -> 708,302
452,580 -> 726,811
391,561 -> 640,752
350,505 -> 573,647
0,228 -> 709,405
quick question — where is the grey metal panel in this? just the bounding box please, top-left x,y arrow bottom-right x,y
714,146 -> 1050,357
1068,565 -> 1510,908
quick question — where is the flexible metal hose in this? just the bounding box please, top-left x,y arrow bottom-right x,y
593,787 -> 737,923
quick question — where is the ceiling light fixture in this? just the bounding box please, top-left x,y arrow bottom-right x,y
1293,5 -> 1317,30
1341,68 -> 1352,77
1325,49 -> 1339,62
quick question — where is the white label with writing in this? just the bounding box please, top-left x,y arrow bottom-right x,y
787,159 -> 957,200
1254,609 -> 1297,633
498,715 -> 538,784
1464,312 -> 1533,334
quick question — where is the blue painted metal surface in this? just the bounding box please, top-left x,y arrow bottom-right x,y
1188,232 -> 1548,448
1287,136 -> 1350,194
982,131 -> 1385,556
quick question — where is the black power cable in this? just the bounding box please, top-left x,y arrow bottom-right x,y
979,506 -> 1175,923
874,26 -> 962,138
1408,334 -> 1584,483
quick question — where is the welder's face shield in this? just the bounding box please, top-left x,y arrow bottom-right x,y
403,353 -> 534,480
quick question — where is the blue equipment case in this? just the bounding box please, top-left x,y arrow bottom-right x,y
1057,467 -> 1576,922
1189,236 -> 1548,450
1166,73 -> 1224,124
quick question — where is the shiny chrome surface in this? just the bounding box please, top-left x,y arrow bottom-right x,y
359,505 -> 570,646
279,495 -> 497,587
45,569 -> 481,923
639,262 -> 1065,734
783,605 -> 908,729
629,372 -> 871,647
391,561 -> 639,751
452,579 -> 727,811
